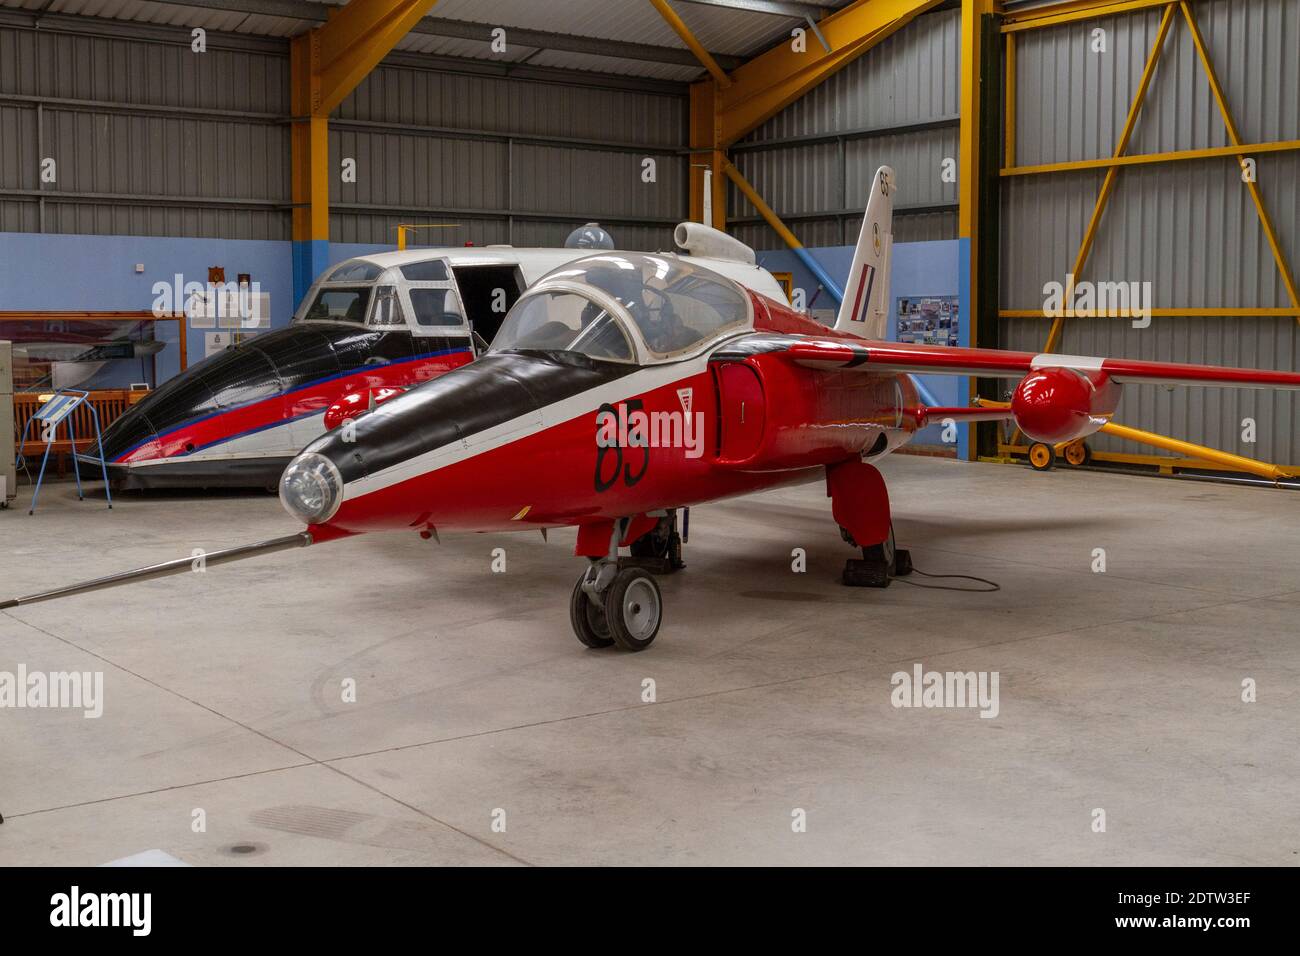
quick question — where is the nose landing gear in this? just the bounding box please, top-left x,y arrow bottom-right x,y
570,563 -> 664,651
569,513 -> 674,651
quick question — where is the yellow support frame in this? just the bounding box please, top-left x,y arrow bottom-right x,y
1039,1 -> 1174,354
721,161 -> 804,250
996,0 -> 1300,472
1001,0 -> 1300,355
1001,0 -> 1173,33
978,400 -> 1299,482
1003,140 -> 1300,177
717,0 -> 946,146
1003,307 -> 1300,319
291,1 -> 440,252
687,0 -> 945,229
648,0 -> 731,88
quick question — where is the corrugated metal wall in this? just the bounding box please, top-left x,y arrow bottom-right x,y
728,6 -> 961,250
0,13 -> 690,251
1001,0 -> 1300,465
0,14 -> 290,239
331,60 -> 687,250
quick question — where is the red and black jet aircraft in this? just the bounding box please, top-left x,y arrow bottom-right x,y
10,167 -> 1300,652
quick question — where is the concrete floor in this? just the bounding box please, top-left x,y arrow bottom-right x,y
1,454 -> 1298,866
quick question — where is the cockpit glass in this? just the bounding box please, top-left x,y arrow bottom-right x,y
370,286 -> 405,326
489,291 -> 633,362
409,288 -> 465,327
327,261 -> 383,282
400,260 -> 451,281
301,287 -> 373,324
533,253 -> 750,358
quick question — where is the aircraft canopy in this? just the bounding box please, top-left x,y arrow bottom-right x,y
490,253 -> 751,364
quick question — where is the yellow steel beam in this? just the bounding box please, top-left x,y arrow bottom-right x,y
1001,307 -> 1300,318
1179,0 -> 1300,318
315,0 -> 439,115
1040,2 -> 1174,355
722,161 -> 803,250
291,0 -> 438,250
979,399 -> 1298,480
648,0 -> 731,88
1001,0 -> 1173,33
1100,420 -> 1299,480
716,0 -> 946,146
688,81 -> 728,228
1004,30 -> 1016,168
690,0 -> 947,225
996,444 -> 1297,478
961,0 -> 996,462
958,0 -> 996,241
290,36 -> 330,244
1002,139 -> 1300,176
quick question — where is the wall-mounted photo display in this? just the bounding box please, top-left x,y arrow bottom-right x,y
895,295 -> 959,347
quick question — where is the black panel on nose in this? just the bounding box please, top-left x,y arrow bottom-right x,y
309,350 -> 638,484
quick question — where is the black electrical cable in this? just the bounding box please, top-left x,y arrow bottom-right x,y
890,564 -> 1001,593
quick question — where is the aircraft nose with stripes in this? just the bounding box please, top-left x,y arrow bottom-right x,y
94,321 -> 471,489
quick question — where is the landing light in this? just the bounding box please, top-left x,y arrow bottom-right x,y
279,453 -> 343,525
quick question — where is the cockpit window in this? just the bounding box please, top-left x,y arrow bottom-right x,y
301,287 -> 372,324
400,260 -> 451,281
409,289 -> 465,327
489,291 -> 633,362
327,261 -> 383,282
538,253 -> 750,359
370,286 -> 405,326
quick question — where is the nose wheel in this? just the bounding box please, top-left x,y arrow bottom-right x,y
569,577 -> 614,648
569,565 -> 663,652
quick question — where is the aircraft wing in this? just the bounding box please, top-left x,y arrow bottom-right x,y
720,334 -> 1300,390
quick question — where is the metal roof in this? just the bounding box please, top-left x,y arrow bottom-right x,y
0,0 -> 854,81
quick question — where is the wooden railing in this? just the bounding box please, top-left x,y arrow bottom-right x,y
13,389 -> 147,471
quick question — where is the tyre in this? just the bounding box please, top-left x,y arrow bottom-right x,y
1028,442 -> 1056,471
1064,441 -> 1091,467
843,557 -> 890,587
862,523 -> 897,571
603,568 -> 662,652
630,516 -> 671,559
569,577 -> 614,649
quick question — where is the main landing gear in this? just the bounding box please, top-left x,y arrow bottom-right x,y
841,522 -> 912,587
827,459 -> 911,588
569,512 -> 683,652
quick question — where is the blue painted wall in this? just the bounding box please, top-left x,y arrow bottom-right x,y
0,232 -> 295,386
756,239 -> 968,455
0,231 -> 968,454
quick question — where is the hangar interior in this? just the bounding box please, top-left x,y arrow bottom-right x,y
1,0 -> 1298,866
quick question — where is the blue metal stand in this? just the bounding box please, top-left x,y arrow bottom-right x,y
15,389 -> 114,515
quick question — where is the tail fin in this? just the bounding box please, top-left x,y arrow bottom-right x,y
834,166 -> 895,338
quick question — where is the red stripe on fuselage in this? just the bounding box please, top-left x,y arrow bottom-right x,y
120,351 -> 471,463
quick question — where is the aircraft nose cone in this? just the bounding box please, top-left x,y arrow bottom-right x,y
279,453 -> 345,525
288,350 -> 635,532
95,403 -> 158,462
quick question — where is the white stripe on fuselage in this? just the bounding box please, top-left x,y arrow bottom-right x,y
1031,353 -> 1104,372
342,353 -> 715,503
122,412 -> 322,467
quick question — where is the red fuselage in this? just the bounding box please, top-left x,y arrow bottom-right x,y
303,291 -> 919,539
